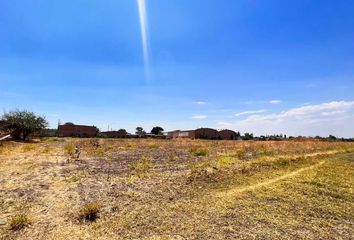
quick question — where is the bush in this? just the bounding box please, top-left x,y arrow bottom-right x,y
79,202 -> 100,222
216,156 -> 235,167
148,143 -> 159,149
168,152 -> 176,161
22,144 -> 37,152
235,149 -> 246,159
64,143 -> 75,157
9,214 -> 31,231
2,109 -> 48,141
190,148 -> 209,157
131,156 -> 152,175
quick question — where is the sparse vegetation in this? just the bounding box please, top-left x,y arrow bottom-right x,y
0,138 -> 353,239
190,147 -> 209,156
131,156 -> 152,175
215,156 -> 235,167
9,214 -> 31,231
78,202 -> 100,222
64,143 -> 75,157
167,152 -> 176,161
22,144 -> 37,152
148,142 -> 159,149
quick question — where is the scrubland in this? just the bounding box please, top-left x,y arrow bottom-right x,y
0,138 -> 353,239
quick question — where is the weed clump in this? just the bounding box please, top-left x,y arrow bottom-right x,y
64,143 -> 75,157
190,148 -> 209,157
22,144 -> 37,152
9,214 -> 31,231
79,202 -> 100,222
188,160 -> 217,183
131,156 -> 152,175
148,143 -> 159,149
93,148 -> 105,157
216,156 -> 235,167
168,152 -> 176,161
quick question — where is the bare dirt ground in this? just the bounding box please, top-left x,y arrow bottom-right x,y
0,138 -> 353,239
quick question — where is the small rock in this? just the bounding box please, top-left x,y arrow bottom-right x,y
0,220 -> 6,225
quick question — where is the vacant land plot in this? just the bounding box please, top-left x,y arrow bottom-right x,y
0,138 -> 353,239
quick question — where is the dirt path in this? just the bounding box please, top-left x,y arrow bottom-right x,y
215,161 -> 326,198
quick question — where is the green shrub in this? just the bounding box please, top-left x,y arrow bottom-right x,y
9,214 -> 31,231
190,148 -> 209,157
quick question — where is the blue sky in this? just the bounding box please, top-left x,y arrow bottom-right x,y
1,0 -> 354,137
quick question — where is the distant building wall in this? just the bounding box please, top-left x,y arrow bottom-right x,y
100,131 -> 127,138
58,123 -> 98,137
167,130 -> 195,138
218,129 -> 238,140
195,128 -> 219,140
167,128 -> 240,140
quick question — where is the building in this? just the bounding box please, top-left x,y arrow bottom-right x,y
58,123 -> 99,137
195,128 -> 219,140
218,129 -> 240,140
167,128 -> 240,140
167,128 -> 218,140
166,130 -> 196,138
100,130 -> 127,138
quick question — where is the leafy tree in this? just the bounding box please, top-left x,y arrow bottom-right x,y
117,129 -> 127,135
328,135 -> 337,140
242,132 -> 254,140
135,127 -> 146,136
150,126 -> 164,135
2,110 -> 48,140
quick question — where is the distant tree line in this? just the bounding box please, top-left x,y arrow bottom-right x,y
2,109 -> 354,142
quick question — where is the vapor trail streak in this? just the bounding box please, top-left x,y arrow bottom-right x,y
137,0 -> 150,81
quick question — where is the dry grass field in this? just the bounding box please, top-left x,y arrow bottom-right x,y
0,138 -> 353,239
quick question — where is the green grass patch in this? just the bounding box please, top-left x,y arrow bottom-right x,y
215,156 -> 236,167
190,148 -> 209,157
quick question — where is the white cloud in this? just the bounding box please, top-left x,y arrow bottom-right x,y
194,101 -> 206,105
217,121 -> 233,127
217,101 -> 354,137
269,100 -> 282,104
235,109 -> 266,117
192,115 -> 207,120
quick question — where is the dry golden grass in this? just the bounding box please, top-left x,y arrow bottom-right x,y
0,138 -> 353,239
8,214 -> 31,231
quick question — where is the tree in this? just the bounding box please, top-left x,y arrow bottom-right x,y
242,132 -> 254,140
135,127 -> 146,136
2,110 -> 48,140
150,126 -> 164,135
117,129 -> 127,135
117,129 -> 127,138
328,135 -> 337,141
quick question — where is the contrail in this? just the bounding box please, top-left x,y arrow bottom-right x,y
137,0 -> 150,82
